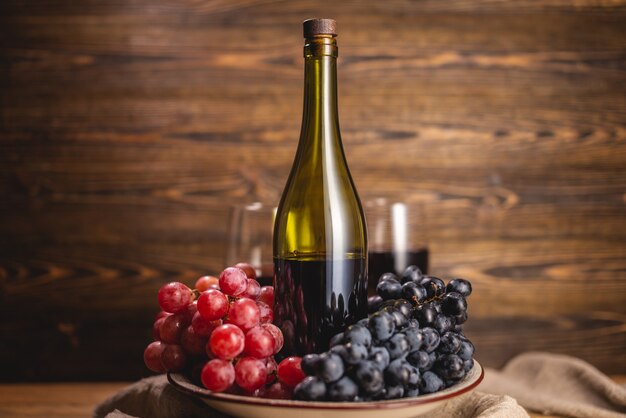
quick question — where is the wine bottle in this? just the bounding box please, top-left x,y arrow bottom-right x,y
273,18 -> 368,356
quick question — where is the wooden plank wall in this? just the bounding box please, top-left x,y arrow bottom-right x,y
1,0 -> 625,380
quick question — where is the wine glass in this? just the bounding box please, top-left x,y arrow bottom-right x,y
225,202 -> 276,286
365,198 -> 429,295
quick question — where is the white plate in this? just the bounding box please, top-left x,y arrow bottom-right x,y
168,359 -> 483,418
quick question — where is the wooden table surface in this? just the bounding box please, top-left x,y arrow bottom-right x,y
1,377 -> 625,418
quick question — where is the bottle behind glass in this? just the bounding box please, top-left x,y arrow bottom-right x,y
273,19 -> 368,356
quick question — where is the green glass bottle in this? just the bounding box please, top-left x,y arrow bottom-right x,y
273,19 -> 368,356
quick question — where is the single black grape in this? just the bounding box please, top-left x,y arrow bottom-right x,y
407,350 -> 433,372
385,358 -> 413,386
327,376 -> 359,401
414,304 -> 437,327
294,376 -> 327,400
434,315 -> 456,334
393,299 -> 414,318
463,359 -> 474,372
384,332 -> 410,360
368,346 -> 390,371
419,277 -> 445,299
434,354 -> 465,381
419,371 -> 444,394
405,328 -> 424,353
438,332 -> 461,354
382,306 -> 408,329
343,324 -> 372,347
401,281 -> 427,304
441,292 -> 467,316
402,265 -> 423,284
367,295 -> 384,313
368,311 -> 396,342
331,343 -> 368,365
352,361 -> 385,395
421,327 -> 440,353
446,278 -> 472,297
316,352 -> 345,383
457,340 -> 475,361
301,354 -> 320,375
385,359 -> 419,388
378,272 -> 399,284
377,279 -> 402,300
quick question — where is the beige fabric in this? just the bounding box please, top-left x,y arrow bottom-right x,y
95,351 -> 626,418
481,352 -> 626,418
94,375 -> 210,418
431,391 -> 529,418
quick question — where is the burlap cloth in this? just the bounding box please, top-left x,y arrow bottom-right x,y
94,352 -> 626,418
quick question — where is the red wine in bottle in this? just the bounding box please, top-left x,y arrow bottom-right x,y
273,19 -> 368,356
274,257 -> 366,355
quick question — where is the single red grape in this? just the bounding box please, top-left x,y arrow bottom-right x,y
257,301 -> 273,324
227,298 -> 260,331
197,289 -> 229,321
152,317 -> 166,341
161,344 -> 187,372
234,262 -> 256,280
241,278 -> 261,300
257,286 -> 274,307
196,275 -> 219,292
261,323 -> 284,355
181,325 -> 207,356
209,324 -> 245,360
235,357 -> 267,392
244,326 -> 275,358
277,356 -> 306,387
192,312 -> 221,338
158,282 -> 194,313
219,267 -> 248,296
160,313 -> 186,344
144,341 -> 166,373
201,359 -> 235,392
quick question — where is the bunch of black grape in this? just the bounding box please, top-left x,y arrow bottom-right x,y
293,266 -> 474,401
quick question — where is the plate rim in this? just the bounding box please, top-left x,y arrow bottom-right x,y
167,359 -> 484,410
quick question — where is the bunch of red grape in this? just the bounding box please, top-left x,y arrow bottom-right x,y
143,263 -> 306,396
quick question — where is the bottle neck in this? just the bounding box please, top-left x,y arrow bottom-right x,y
299,36 -> 340,151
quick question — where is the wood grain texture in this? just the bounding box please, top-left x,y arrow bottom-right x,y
1,0 -> 625,380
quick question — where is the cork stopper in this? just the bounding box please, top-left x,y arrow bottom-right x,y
303,18 -> 337,38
